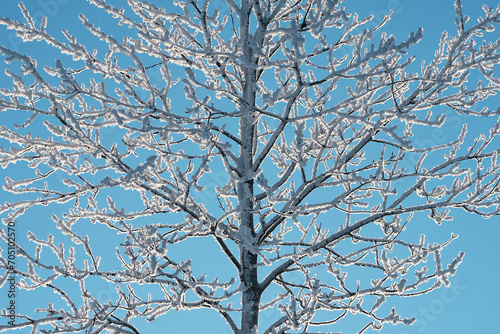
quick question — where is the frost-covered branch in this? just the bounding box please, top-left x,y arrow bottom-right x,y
0,0 -> 499,333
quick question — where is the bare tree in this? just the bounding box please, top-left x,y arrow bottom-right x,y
0,0 -> 499,333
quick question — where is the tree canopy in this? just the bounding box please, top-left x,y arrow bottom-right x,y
0,0 -> 499,333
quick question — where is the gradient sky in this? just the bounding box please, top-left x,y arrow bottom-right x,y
0,1 -> 499,333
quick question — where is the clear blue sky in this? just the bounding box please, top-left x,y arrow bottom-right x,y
0,1 -> 499,333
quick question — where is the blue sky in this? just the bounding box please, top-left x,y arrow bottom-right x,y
0,0 -> 499,333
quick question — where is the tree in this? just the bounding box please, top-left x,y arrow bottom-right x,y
0,0 -> 499,333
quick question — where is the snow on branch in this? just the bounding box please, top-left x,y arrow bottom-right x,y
0,0 -> 499,333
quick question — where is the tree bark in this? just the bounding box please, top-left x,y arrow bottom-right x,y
240,244 -> 261,334
238,3 -> 261,332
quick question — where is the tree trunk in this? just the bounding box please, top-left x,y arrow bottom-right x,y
238,4 -> 261,333
238,85 -> 260,333
240,246 -> 261,334
238,121 -> 261,334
